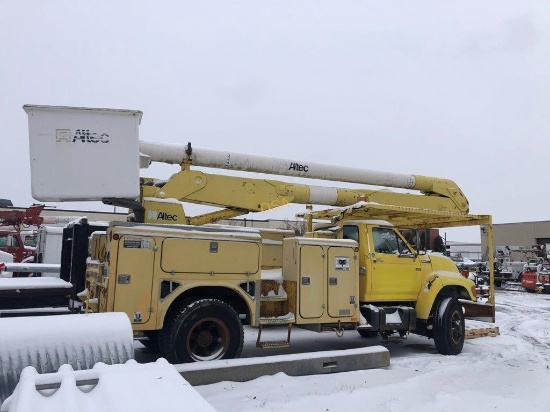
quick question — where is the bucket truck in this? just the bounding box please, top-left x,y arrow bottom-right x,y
19,105 -> 495,364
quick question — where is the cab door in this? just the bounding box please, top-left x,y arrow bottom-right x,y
114,235 -> 156,325
368,226 -> 422,301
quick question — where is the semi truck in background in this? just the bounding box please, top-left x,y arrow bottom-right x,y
0,205 -> 43,275
16,105 -> 496,363
0,229 -> 35,264
34,226 -> 63,276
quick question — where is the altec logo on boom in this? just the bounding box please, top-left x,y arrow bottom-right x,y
55,129 -> 110,143
289,162 -> 308,172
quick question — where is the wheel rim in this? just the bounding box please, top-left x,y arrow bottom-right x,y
450,310 -> 463,343
186,317 -> 230,361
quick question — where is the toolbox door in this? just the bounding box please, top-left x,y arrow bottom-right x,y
327,246 -> 358,318
114,235 -> 156,325
299,245 -> 325,319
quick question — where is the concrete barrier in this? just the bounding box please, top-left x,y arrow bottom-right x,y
176,346 -> 390,386
0,312 -> 134,404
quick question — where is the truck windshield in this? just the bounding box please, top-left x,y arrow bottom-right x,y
23,234 -> 37,247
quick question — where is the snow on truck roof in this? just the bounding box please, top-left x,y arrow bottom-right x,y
288,237 -> 358,247
109,222 -> 262,240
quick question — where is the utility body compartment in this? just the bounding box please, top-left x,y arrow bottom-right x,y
282,237 -> 359,326
86,222 -> 262,330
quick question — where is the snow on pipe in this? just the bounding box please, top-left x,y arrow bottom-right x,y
0,312 -> 134,404
139,141 -> 418,191
2,263 -> 61,274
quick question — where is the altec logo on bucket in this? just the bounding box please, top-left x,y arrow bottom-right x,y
55,129 -> 110,143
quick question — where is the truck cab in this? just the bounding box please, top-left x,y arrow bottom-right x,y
315,220 -> 477,354
0,230 -> 36,264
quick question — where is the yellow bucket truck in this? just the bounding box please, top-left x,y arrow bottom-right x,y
23,105 -> 495,363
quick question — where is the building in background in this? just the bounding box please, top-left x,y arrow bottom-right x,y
481,221 -> 550,261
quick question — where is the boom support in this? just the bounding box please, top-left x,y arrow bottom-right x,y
137,142 -> 469,224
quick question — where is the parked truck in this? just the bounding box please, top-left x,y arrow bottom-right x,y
521,262 -> 550,293
85,214 -> 479,363
0,205 -> 43,276
22,105 -> 496,363
0,230 -> 35,265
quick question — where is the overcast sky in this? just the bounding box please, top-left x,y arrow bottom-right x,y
1,1 -> 549,242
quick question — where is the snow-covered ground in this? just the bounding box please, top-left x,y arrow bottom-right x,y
4,290 -> 546,411
135,290 -> 550,411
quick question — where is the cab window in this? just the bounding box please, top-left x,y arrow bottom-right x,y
372,227 -> 411,255
343,226 -> 359,243
0,235 -> 17,248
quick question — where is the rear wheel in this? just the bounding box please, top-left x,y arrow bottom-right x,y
162,299 -> 244,363
433,297 -> 465,355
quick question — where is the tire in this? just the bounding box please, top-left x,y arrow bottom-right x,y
357,329 -> 378,338
162,298 -> 244,363
433,297 -> 465,355
138,331 -> 160,351
158,297 -> 197,357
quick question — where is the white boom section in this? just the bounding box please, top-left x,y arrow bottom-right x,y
140,141 -> 417,191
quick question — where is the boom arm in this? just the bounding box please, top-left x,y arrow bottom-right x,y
136,142 -> 469,225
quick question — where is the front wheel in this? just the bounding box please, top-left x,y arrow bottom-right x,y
433,297 -> 465,355
162,299 -> 244,363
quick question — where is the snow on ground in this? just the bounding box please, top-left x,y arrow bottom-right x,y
2,359 -> 216,412
135,290 -> 550,411
2,290 -> 548,411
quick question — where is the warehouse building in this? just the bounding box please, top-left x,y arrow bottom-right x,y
481,220 -> 550,261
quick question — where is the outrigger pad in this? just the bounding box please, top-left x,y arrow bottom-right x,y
461,300 -> 495,323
